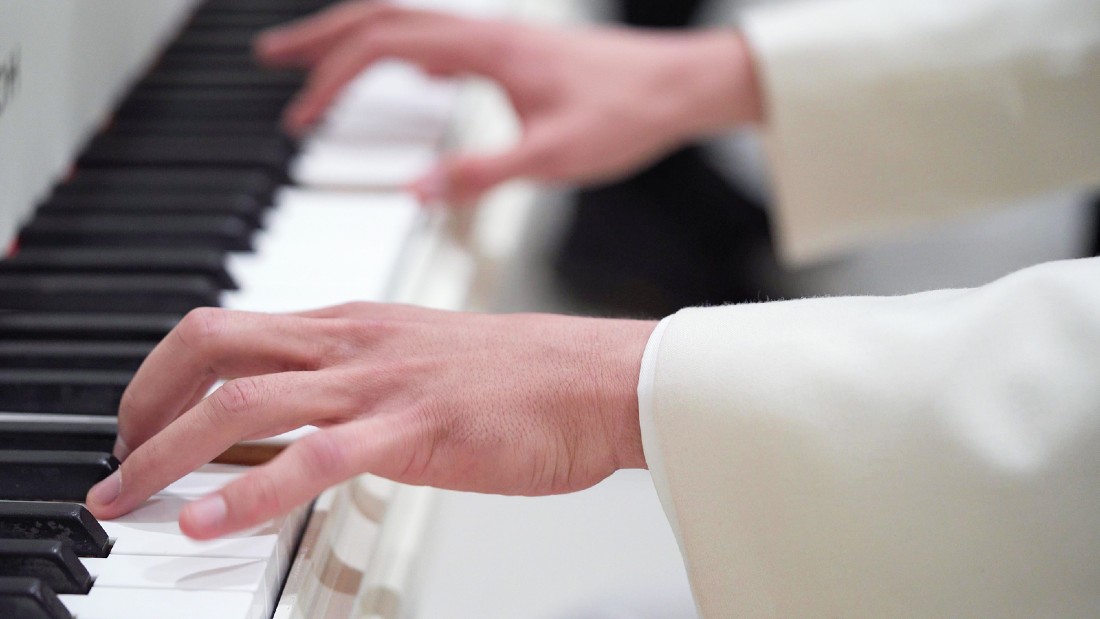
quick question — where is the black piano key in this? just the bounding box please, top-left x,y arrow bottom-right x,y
200,0 -> 337,13
80,135 -> 292,175
156,49 -> 272,73
169,28 -> 270,53
0,419 -> 117,453
0,341 -> 154,371
108,116 -> 289,138
117,90 -> 290,121
0,451 -> 119,502
0,371 -> 131,416
39,193 -> 265,227
0,275 -> 222,314
20,214 -> 253,251
0,312 -> 177,343
0,577 -> 73,619
0,248 -> 237,289
139,68 -> 304,91
0,502 -> 111,558
0,540 -> 92,595
187,10 -> 303,30
57,167 -> 277,203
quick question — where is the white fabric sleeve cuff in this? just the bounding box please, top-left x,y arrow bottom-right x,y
637,316 -> 692,561
740,0 -> 1100,264
637,258 -> 1100,616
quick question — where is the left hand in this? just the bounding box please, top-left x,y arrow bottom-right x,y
255,2 -> 762,203
86,303 -> 655,539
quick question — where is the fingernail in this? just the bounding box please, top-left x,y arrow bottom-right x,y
87,470 -> 121,506
185,494 -> 228,533
112,436 -> 131,461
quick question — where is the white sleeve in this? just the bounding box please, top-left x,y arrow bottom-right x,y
739,0 -> 1100,264
638,257 -> 1100,617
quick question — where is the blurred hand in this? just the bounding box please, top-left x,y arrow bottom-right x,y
255,2 -> 763,203
86,303 -> 655,539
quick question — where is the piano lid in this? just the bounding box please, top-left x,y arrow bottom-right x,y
0,0 -> 200,251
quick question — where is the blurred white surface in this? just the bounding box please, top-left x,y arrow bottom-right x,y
416,471 -> 697,619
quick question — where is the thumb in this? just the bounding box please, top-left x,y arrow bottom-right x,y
411,133 -> 560,205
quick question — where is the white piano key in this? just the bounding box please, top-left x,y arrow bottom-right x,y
290,142 -> 438,189
292,61 -> 456,189
234,426 -> 318,451
223,189 -> 422,313
82,554 -> 268,592
91,485 -> 310,617
341,61 -> 458,110
318,61 -> 458,143
61,588 -> 261,619
314,104 -> 450,145
101,494 -> 286,560
79,553 -> 271,618
160,464 -> 248,498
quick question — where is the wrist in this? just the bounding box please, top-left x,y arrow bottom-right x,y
668,29 -> 764,136
586,318 -> 660,471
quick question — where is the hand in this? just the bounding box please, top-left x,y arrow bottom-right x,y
86,303 -> 656,539
255,2 -> 763,203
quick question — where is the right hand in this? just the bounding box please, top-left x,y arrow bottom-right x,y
86,303 -> 656,540
255,2 -> 763,203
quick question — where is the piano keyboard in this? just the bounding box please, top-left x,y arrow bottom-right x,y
0,0 -> 487,616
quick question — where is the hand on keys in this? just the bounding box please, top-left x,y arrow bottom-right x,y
254,1 -> 763,204
87,304 -> 655,539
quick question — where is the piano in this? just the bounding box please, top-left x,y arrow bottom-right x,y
0,0 -> 542,617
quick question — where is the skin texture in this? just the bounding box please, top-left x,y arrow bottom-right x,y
87,2 -> 766,538
254,2 -> 763,203
87,304 -> 656,539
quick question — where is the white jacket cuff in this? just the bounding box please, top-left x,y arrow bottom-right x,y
740,0 -> 1100,263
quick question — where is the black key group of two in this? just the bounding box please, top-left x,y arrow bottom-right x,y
1,1 -> 339,617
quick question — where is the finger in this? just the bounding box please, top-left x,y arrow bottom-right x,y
117,308 -> 338,456
254,0 -> 385,67
410,127 -> 563,204
283,16 -> 514,133
179,415 -> 415,539
89,371 -> 358,520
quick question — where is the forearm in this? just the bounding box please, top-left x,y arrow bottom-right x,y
642,257 -> 1100,616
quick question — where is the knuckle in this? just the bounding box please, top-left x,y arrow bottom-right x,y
175,307 -> 228,353
209,378 -> 264,423
356,1 -> 392,17
317,318 -> 374,363
298,433 -> 349,481
346,317 -> 394,347
369,3 -> 403,21
329,301 -> 365,317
